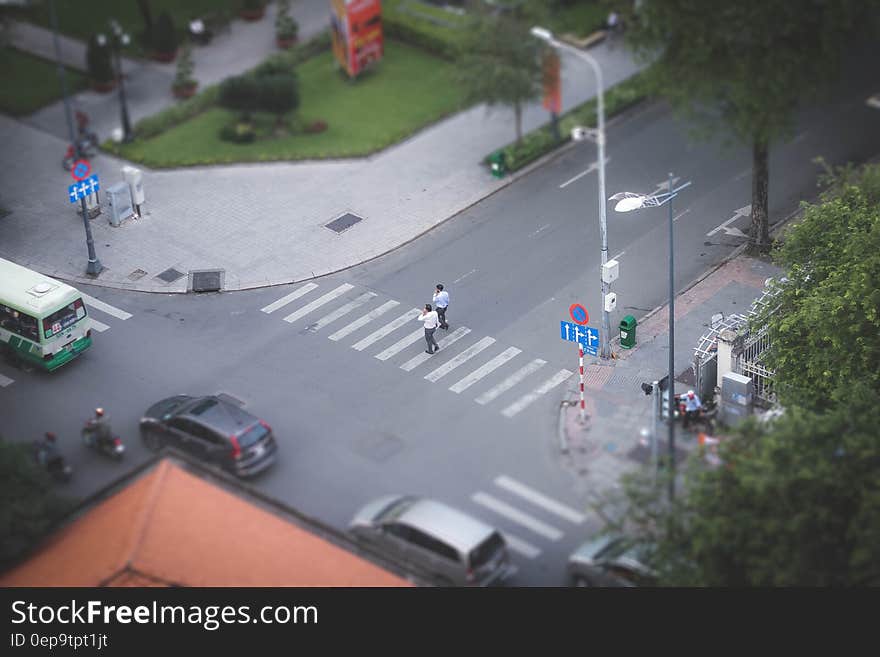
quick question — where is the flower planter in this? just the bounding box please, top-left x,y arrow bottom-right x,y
276,36 -> 297,49
150,49 -> 178,63
91,80 -> 116,93
239,8 -> 266,21
172,82 -> 198,99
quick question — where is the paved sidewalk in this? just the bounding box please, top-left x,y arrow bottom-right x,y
0,7 -> 644,293
557,251 -> 783,511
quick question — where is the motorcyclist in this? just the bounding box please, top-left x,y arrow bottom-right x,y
85,407 -> 113,446
683,390 -> 703,429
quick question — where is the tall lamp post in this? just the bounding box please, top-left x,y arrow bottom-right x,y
99,19 -> 132,143
530,26 -> 612,360
611,176 -> 692,501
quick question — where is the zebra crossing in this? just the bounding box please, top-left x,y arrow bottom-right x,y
261,282 -> 573,418
468,475 -> 591,560
0,294 -> 132,388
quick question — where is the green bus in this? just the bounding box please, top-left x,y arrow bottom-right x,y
0,257 -> 93,371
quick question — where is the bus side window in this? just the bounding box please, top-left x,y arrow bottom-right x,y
0,304 -> 21,333
19,314 -> 38,341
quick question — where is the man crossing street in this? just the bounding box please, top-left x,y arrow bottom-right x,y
433,283 -> 449,330
417,303 -> 440,354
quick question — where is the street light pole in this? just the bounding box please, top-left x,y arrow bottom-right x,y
531,27 -> 611,359
109,20 -> 132,142
666,171 -> 676,502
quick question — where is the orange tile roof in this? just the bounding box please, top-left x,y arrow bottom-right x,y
0,459 -> 410,587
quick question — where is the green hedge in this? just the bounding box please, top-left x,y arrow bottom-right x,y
382,0 -> 471,60
484,67 -> 654,174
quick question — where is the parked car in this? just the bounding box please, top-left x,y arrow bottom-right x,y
139,395 -> 278,477
567,534 -> 657,587
349,494 -> 516,587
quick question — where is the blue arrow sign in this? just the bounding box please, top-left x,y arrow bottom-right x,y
560,320 -> 599,355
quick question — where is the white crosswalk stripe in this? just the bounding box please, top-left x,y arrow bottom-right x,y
501,532 -> 542,560
328,300 -> 399,341
424,337 -> 496,383
260,283 -> 318,314
449,347 -> 521,394
472,492 -> 563,541
494,475 -> 586,524
501,369 -> 574,418
311,292 -> 376,331
0,372 -> 14,387
88,318 -> 110,332
375,329 -> 425,361
282,284 -> 354,323
351,309 -> 421,351
399,327 -> 471,371
79,293 -> 132,320
474,359 -> 547,405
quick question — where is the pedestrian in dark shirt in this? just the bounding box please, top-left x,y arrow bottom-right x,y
433,284 -> 449,330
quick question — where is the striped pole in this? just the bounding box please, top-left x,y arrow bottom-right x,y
579,346 -> 586,422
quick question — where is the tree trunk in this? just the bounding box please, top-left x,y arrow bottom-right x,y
514,102 -> 522,144
750,139 -> 771,254
136,0 -> 154,29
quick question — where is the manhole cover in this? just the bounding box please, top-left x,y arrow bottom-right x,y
155,267 -> 186,283
325,212 -> 364,234
128,268 -> 147,281
190,269 -> 224,293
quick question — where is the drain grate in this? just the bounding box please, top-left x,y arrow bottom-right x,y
325,212 -> 364,234
155,267 -> 186,283
128,268 -> 148,281
190,269 -> 224,293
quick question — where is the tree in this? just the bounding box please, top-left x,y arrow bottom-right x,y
0,438 -> 72,571
85,33 -> 114,85
755,161 -> 880,410
457,10 -> 543,143
151,10 -> 178,55
611,0 -> 873,253
259,73 -> 299,127
172,40 -> 197,95
219,74 -> 261,120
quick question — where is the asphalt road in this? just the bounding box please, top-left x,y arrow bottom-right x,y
3,41 -> 879,586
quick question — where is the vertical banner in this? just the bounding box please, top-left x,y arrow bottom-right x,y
542,49 -> 561,115
330,0 -> 384,78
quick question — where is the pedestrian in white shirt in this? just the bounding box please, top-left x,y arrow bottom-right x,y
417,303 -> 440,354
433,283 -> 450,330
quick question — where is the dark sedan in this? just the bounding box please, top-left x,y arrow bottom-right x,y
139,395 -> 278,477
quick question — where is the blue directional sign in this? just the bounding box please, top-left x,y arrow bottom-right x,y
67,174 -> 100,203
560,320 -> 600,355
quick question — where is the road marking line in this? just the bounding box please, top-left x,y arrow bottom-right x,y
400,327 -> 471,371
475,359 -> 547,405
260,283 -> 318,313
453,269 -> 477,284
501,532 -> 542,559
282,283 -> 354,323
672,208 -> 691,222
0,373 -> 14,387
558,157 -> 609,189
424,336 -> 496,382
351,309 -> 421,351
88,318 -> 110,332
449,347 -> 521,394
707,205 -> 750,236
472,492 -> 564,541
494,475 -> 586,524
501,369 -> 574,418
328,300 -> 399,341
311,292 -> 376,331
79,293 -> 132,320
529,224 -> 551,237
375,328 -> 425,361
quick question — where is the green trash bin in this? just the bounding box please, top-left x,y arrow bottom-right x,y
489,151 -> 508,178
620,315 -> 637,349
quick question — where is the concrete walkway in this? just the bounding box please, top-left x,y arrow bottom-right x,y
0,1 -> 644,293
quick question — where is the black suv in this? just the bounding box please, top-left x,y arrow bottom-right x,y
140,395 -> 278,477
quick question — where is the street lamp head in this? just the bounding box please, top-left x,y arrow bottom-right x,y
96,33 -> 107,47
121,33 -> 130,46
609,192 -> 648,213
530,26 -> 553,43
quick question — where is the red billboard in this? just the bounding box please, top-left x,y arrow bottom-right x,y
542,50 -> 561,115
330,0 -> 384,78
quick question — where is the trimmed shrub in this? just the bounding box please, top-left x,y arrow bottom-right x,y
85,34 -> 114,84
219,75 -> 261,117
152,11 -> 178,55
259,73 -> 299,118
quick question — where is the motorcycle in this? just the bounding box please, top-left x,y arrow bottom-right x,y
81,419 -> 126,460
32,439 -> 73,483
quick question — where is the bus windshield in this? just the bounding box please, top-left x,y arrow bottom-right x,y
42,297 -> 86,340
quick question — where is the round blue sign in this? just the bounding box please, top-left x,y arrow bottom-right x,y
569,303 -> 589,325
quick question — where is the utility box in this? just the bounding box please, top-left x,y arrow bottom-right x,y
602,259 -> 619,284
721,371 -> 753,427
604,292 -> 617,313
106,182 -> 135,227
122,166 -> 144,209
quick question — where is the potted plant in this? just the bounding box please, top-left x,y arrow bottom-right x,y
150,11 -> 178,62
274,0 -> 298,49
171,41 -> 198,98
86,34 -> 115,92
238,0 -> 267,21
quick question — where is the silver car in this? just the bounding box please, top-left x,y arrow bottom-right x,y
349,495 -> 516,587
567,534 -> 657,587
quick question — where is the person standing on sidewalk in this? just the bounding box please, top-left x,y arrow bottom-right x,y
433,284 -> 450,330
417,303 -> 440,354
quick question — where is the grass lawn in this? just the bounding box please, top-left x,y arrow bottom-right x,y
548,2 -> 608,38
116,40 -> 470,167
0,47 -> 88,117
